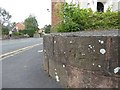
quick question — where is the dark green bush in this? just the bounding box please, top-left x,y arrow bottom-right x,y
44,25 -> 51,33
54,2 -> 119,32
2,26 -> 9,35
19,29 -> 35,37
13,32 -> 20,36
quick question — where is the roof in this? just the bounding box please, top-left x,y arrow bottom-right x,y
15,22 -> 25,30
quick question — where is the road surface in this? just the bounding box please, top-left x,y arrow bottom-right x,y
1,38 -> 62,88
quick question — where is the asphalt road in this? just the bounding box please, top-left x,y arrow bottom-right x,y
2,38 -> 43,54
2,38 -> 62,88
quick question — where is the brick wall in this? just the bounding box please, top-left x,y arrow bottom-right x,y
51,0 -> 64,32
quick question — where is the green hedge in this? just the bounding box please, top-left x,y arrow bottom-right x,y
19,29 -> 35,37
54,2 -> 119,32
13,31 -> 25,36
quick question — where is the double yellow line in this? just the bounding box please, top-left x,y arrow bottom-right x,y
0,44 -> 40,61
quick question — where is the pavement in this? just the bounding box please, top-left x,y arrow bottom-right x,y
1,38 -> 62,88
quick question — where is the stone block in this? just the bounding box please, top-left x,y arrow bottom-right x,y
67,65 -> 119,88
43,30 -> 120,88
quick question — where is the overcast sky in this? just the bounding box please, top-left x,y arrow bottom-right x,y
0,0 -> 51,28
0,0 -> 74,28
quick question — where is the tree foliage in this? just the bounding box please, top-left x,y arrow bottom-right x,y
23,15 -> 39,37
24,15 -> 38,31
0,7 -> 12,35
2,25 -> 9,35
0,7 -> 12,25
44,24 -> 51,33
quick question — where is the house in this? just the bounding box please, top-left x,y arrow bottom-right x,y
12,22 -> 25,32
69,0 -> 120,12
38,28 -> 45,33
15,22 -> 25,31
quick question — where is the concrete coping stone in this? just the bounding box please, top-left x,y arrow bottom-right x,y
45,30 -> 120,37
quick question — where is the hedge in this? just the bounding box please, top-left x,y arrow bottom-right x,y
19,29 -> 35,37
54,2 -> 119,32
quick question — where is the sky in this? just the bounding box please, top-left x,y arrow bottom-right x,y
1,0 -> 119,28
0,0 -> 51,28
0,0 -> 75,28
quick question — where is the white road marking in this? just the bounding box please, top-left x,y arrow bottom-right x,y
0,44 -> 40,61
0,51 -> 23,60
38,50 -> 43,53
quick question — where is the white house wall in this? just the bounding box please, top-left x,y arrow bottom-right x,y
112,0 -> 120,11
87,0 -> 97,11
65,0 -> 120,12
112,2 -> 118,11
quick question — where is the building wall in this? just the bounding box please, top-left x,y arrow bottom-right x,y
15,23 -> 25,31
69,0 -> 119,12
112,0 -> 120,11
51,0 -> 64,32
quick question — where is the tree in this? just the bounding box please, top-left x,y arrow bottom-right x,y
44,24 -> 51,33
23,15 -> 39,37
11,22 -> 16,28
2,25 -> 9,35
0,8 -> 12,35
24,15 -> 38,31
0,7 -> 12,25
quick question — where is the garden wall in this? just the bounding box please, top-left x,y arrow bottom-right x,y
43,30 -> 120,88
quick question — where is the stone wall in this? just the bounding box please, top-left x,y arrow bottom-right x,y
43,30 -> 120,88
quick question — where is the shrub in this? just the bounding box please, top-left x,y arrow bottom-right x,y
54,19 -> 79,32
19,29 -> 35,37
2,26 -> 9,35
44,25 -> 51,33
54,2 -> 119,32
13,32 -> 20,36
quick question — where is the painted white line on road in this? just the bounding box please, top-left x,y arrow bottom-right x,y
38,50 -> 43,53
0,44 -> 40,61
0,50 -> 23,60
